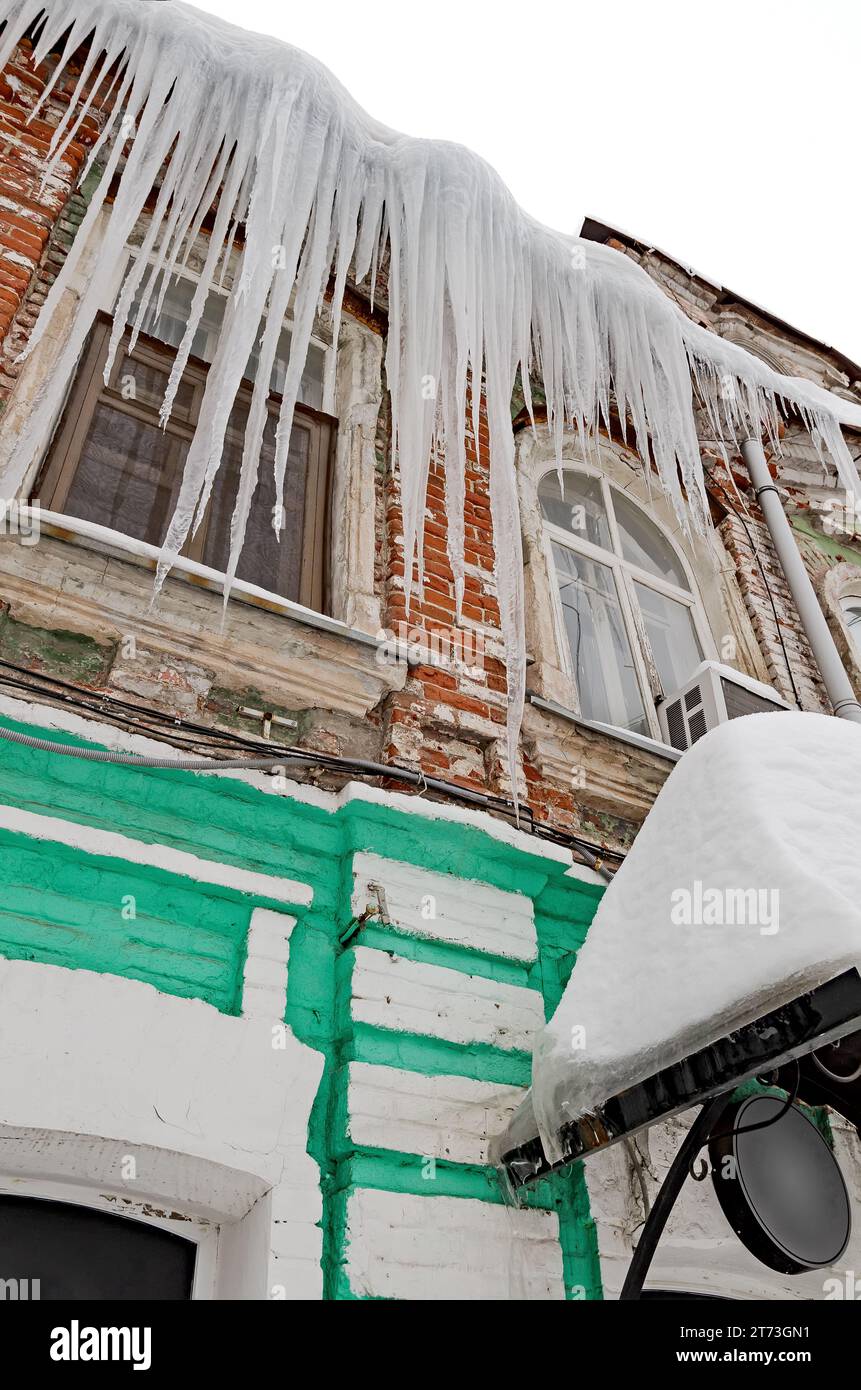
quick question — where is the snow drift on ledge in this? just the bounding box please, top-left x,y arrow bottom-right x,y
518,712 -> 861,1164
2,0 -> 861,791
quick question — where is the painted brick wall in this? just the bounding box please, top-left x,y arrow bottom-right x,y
0,698 -> 606,1299
0,825 -> 253,1011
0,24 -> 857,1304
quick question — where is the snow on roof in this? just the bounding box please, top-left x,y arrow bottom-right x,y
1,0 -> 861,795
523,711 -> 861,1164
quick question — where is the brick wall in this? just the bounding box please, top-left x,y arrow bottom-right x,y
0,37 -> 108,411
717,503 -> 828,711
0,699 -> 605,1298
380,417 -> 512,796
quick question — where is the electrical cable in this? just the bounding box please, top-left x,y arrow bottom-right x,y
714,482 -> 804,709
812,1049 -> 861,1085
707,1061 -> 801,1144
0,657 -> 274,754
0,664 -> 621,876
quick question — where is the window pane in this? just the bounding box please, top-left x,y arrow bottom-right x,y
113,355 -> 195,418
202,403 -> 310,600
552,541 -> 649,735
612,490 -> 689,588
0,1195 -> 195,1300
634,581 -> 702,693
539,471 -> 611,550
129,265 -> 326,409
130,265 -> 225,363
256,327 -> 326,411
63,402 -> 188,546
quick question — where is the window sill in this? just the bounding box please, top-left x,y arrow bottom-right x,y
528,694 -> 682,763
25,507 -> 381,652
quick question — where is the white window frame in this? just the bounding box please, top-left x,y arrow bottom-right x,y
839,590 -> 861,662
539,463 -> 715,740
0,1174 -> 219,1300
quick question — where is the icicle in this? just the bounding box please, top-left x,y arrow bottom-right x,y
0,0 -> 860,811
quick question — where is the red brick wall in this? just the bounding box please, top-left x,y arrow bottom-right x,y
0,37 -> 107,410
379,406 -> 513,796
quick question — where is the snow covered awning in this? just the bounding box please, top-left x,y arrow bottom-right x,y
494,712 -> 861,1184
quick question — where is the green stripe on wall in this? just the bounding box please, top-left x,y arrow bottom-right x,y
0,824 -> 252,1012
350,921 -> 537,990
344,1023 -> 532,1087
0,710 -> 606,1298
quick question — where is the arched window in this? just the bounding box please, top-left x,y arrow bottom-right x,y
539,468 -> 710,739
0,1194 -> 196,1299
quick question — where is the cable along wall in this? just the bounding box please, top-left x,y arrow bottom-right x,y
1,0 -> 860,800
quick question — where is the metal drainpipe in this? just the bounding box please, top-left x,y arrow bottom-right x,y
740,436 -> 861,723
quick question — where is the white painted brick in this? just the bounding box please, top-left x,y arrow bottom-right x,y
242,955 -> 289,990
272,1184 -> 323,1227
0,806 -> 313,907
247,908 -> 296,959
346,1062 -> 524,1164
270,1220 -> 324,1260
352,851 -> 537,961
350,946 -> 543,1051
240,983 -> 285,1020
345,1189 -> 564,1300
269,1255 -> 324,1301
0,959 -> 326,1298
241,909 -> 295,1020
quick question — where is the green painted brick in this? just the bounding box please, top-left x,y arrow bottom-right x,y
0,826 -> 251,1012
0,712 -> 607,1298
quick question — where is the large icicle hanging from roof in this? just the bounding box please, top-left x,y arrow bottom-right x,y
2,0 -> 861,803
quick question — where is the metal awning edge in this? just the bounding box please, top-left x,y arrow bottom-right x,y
495,968 -> 861,1190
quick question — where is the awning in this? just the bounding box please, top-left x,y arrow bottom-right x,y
494,711 -> 861,1185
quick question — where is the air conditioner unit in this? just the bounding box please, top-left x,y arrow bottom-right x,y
657,660 -> 791,752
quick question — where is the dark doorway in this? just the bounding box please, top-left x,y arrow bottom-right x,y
0,1195 -> 196,1300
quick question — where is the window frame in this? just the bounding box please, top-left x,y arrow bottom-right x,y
839,591 -> 861,662
34,310 -> 336,615
0,1174 -> 218,1300
539,463 -> 714,740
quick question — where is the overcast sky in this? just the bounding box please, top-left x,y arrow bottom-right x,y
193,0 -> 861,365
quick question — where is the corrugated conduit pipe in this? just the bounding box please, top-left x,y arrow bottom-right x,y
0,721 -> 302,770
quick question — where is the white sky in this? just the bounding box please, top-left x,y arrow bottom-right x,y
191,0 -> 861,365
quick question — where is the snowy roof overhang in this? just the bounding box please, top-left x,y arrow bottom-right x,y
580,215 -> 861,387
494,712 -> 861,1185
2,0 -> 861,791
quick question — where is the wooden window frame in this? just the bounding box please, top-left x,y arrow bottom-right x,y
35,311 -> 336,614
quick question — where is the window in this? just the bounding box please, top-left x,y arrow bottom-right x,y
0,1194 -> 196,1299
840,594 -> 861,662
35,265 -> 335,611
539,468 -> 709,738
